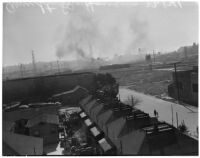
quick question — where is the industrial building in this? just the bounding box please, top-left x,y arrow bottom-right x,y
27,113 -> 59,145
168,66 -> 198,106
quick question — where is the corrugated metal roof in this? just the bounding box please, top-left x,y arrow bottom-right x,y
26,113 -> 59,128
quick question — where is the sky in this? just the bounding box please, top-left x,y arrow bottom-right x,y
3,2 -> 199,66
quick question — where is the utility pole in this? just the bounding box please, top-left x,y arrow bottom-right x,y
34,147 -> 36,155
120,140 -> 123,155
153,50 -> 156,64
50,62 -> 53,74
171,104 -> 174,126
57,60 -> 60,74
174,63 -> 180,102
106,125 -> 108,135
31,50 -> 37,76
176,112 -> 179,128
19,64 -> 24,78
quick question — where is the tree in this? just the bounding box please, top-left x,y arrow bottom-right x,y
178,121 -> 188,133
95,73 -> 118,98
125,95 -> 141,108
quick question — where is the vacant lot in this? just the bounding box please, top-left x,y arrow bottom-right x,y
103,68 -> 173,97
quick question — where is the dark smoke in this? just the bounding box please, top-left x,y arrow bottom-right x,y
55,4 -> 153,69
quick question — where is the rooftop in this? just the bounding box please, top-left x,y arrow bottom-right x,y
3,106 -> 58,122
52,85 -> 89,98
26,113 -> 59,128
3,131 -> 43,155
79,96 -> 198,155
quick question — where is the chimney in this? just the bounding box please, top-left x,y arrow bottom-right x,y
119,103 -> 132,115
126,110 -> 150,128
143,122 -> 174,136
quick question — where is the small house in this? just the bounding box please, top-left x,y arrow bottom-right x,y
26,113 -> 59,145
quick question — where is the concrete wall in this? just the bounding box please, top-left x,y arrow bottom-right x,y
3,72 -> 96,104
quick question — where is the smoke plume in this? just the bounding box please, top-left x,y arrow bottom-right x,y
55,4 -> 153,69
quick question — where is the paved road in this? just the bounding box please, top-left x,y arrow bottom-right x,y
119,87 -> 198,138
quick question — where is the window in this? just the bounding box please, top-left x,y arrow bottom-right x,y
193,84 -> 198,93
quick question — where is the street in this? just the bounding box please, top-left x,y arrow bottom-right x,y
119,87 -> 198,139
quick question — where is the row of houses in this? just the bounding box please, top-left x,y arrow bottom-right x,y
78,95 -> 198,155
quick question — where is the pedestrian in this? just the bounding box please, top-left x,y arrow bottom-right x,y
156,111 -> 159,118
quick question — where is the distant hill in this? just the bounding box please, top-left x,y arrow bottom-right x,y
155,43 -> 198,64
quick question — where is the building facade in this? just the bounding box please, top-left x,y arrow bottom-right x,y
168,66 -> 198,106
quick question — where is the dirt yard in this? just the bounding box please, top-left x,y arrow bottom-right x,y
104,68 -> 173,97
